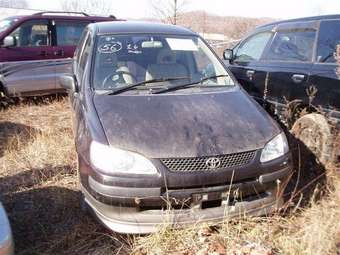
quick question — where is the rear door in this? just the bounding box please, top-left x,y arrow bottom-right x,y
52,19 -> 89,90
309,19 -> 340,116
1,18 -> 56,95
259,21 -> 317,107
227,29 -> 273,101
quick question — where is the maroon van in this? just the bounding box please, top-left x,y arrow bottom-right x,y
0,11 -> 117,97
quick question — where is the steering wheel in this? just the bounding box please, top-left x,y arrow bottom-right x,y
102,70 -> 137,89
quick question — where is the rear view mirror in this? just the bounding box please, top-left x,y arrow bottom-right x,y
223,49 -> 233,61
59,75 -> 77,92
2,36 -> 16,47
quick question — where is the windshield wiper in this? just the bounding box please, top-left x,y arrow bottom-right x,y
199,74 -> 230,84
106,77 -> 190,95
153,74 -> 229,94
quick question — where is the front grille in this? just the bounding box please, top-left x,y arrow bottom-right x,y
161,150 -> 256,172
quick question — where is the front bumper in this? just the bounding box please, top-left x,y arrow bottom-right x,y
83,185 -> 281,234
81,162 -> 291,233
0,203 -> 14,255
79,149 -> 292,233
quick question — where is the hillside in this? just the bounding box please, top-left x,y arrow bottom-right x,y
177,11 -> 275,39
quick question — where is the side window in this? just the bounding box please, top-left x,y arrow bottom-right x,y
74,29 -> 88,63
317,20 -> 340,63
265,29 -> 316,62
9,19 -> 49,47
78,33 -> 92,79
55,21 -> 88,46
234,32 -> 272,62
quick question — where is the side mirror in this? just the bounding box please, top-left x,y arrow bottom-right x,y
2,36 -> 16,47
223,49 -> 233,61
59,75 -> 78,92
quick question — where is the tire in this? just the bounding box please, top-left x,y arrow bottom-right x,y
291,113 -> 334,166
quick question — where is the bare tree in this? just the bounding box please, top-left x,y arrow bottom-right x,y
60,0 -> 113,16
0,0 -> 28,8
151,0 -> 188,25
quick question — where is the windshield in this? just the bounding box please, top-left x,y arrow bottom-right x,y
93,34 -> 234,91
0,18 -> 16,33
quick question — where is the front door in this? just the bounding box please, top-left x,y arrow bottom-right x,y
227,30 -> 273,102
0,19 -> 56,95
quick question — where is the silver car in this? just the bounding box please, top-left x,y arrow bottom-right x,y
0,202 -> 13,255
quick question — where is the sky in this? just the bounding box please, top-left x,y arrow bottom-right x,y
6,0 -> 340,19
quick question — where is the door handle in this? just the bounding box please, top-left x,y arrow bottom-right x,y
39,50 -> 48,56
246,70 -> 255,80
292,74 -> 305,83
54,49 -> 64,57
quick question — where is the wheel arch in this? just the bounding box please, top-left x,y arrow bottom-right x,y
285,99 -> 319,128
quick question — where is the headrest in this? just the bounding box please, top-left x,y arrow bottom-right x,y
157,49 -> 176,64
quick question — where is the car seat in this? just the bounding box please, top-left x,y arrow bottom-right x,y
145,49 -> 188,80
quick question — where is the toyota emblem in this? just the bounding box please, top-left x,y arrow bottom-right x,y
205,157 -> 221,169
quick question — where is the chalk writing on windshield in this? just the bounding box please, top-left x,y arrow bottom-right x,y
98,42 -> 122,53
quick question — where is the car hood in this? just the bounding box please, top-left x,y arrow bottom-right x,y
93,89 -> 281,158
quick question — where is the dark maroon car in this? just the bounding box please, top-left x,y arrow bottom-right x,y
0,11 -> 116,97
60,21 -> 293,234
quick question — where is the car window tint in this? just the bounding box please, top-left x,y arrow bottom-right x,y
234,32 -> 272,62
317,20 -> 340,63
78,33 -> 92,78
9,20 -> 49,47
265,29 -> 316,62
55,21 -> 88,46
74,29 -> 88,73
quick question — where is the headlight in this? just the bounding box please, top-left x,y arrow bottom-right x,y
260,133 -> 289,163
90,141 -> 158,175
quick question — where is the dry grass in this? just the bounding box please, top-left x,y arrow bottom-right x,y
0,99 -> 131,254
0,98 -> 339,255
133,171 -> 339,255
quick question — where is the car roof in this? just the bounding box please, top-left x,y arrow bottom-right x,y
93,21 -> 196,36
258,14 -> 340,29
2,12 -> 117,22
2,15 -> 25,20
